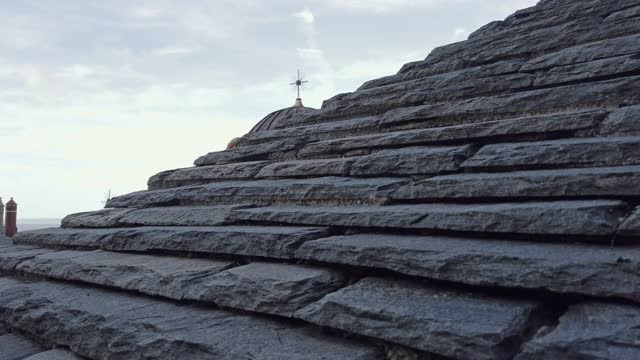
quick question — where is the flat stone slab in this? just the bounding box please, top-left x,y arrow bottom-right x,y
298,110 -> 604,158
229,200 -> 629,237
24,349 -> 85,360
15,250 -> 344,317
256,158 -> 355,178
0,334 -> 46,360
61,208 -> 134,228
619,206 -> 640,237
106,177 -> 407,208
521,33 -> 640,72
0,245 -> 58,271
379,76 -> 640,129
193,137 -> 307,166
296,277 -> 539,360
63,205 -> 254,228
15,248 -> 232,294
600,105 -> 640,136
462,136 -> 640,171
180,262 -> 345,316
350,145 -> 475,176
148,161 -> 269,190
296,234 -> 640,302
243,116 -> 379,144
516,302 -> 640,360
0,277 -> 380,360
14,226 -> 332,259
391,166 -> 640,200
119,205 -> 255,226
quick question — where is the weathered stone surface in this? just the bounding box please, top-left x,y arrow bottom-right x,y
516,302 -> 640,360
63,205 -> 253,228
0,334 -> 46,360
148,161 -> 269,190
462,136 -> 640,171
401,8 -> 640,78
25,349 -> 84,360
533,53 -> 640,87
181,262 -> 345,316
350,145 -> 475,176
61,208 -> 134,228
312,72 -> 534,120
229,200 -> 629,237
14,249 -> 344,317
14,226 -> 331,259
379,76 -> 640,128
322,41 -> 640,121
106,177 -> 407,208
243,116 -> 380,144
603,4 -> 640,23
194,138 -> 305,166
297,234 -> 640,302
599,105 -> 640,136
391,166 -> 640,200
521,33 -> 640,72
0,278 -> 381,360
619,207 -> 640,237
468,0 -> 603,41
146,169 -> 175,190
119,205 -> 254,227
0,321 -> 10,335
296,277 -> 539,360
16,248 -> 232,295
0,246 -> 57,271
257,158 -> 355,178
299,110 -> 605,158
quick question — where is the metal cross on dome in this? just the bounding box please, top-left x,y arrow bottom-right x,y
290,69 -> 308,98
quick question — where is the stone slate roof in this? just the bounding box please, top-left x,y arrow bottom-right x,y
3,0 -> 640,359
249,102 -> 315,133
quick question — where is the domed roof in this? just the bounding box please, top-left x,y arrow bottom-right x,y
249,98 -> 314,133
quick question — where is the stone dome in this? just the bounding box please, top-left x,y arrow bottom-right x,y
249,98 -> 314,133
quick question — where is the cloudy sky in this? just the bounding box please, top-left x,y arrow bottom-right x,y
0,0 -> 538,219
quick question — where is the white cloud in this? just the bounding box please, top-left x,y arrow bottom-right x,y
153,47 -> 199,56
320,0 -> 463,13
129,7 -> 164,19
294,8 -> 315,24
451,27 -> 469,42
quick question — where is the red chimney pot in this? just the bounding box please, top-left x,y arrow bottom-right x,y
5,197 -> 17,238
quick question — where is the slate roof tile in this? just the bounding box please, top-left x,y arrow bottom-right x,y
4,0 -> 640,358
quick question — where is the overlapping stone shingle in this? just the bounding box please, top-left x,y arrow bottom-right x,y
296,234 -> 640,302
461,137 -> 640,171
14,226 -> 331,259
296,277 -> 540,360
0,278 -> 381,360
516,302 -> 640,360
11,249 -> 344,317
229,201 -> 628,237
106,177 -> 407,208
391,166 -> 640,200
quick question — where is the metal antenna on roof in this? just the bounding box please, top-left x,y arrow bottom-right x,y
290,69 -> 308,99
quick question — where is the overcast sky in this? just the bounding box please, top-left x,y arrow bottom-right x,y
0,0 -> 538,219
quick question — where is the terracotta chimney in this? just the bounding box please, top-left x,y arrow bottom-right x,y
5,198 -> 17,237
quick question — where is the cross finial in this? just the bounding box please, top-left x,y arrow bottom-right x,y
290,69 -> 308,99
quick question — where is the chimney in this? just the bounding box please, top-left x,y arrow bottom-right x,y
0,197 -> 4,233
5,198 -> 17,238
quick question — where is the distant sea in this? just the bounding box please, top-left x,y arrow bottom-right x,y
17,218 -> 62,232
